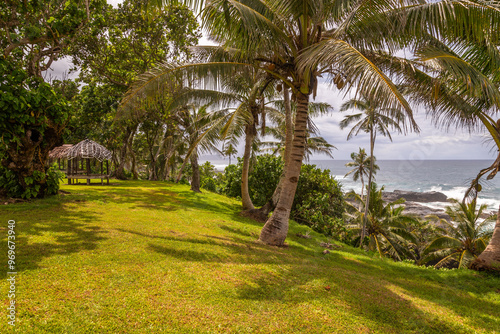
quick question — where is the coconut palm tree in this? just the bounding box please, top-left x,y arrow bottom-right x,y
387,11 -> 500,271
345,148 -> 378,201
260,100 -> 335,161
171,66 -> 280,209
340,96 -> 414,242
138,0 -> 500,246
223,142 -> 237,165
173,104 -> 222,192
422,199 -> 495,269
346,183 -> 418,260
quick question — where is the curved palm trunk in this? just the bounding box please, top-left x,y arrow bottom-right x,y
257,86 -> 293,217
241,124 -> 256,210
470,206 -> 500,272
259,93 -> 309,246
190,152 -> 201,193
361,128 -> 375,244
176,156 -> 190,183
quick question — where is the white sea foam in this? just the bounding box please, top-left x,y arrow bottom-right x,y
212,164 -> 228,171
425,186 -> 500,211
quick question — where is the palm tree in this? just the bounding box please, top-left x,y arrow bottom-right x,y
422,199 -> 495,269
223,142 -> 237,165
260,100 -> 335,161
174,104 -> 221,192
345,148 -> 378,201
346,183 -> 418,260
389,12 -> 500,271
340,96 -> 415,242
141,0 -> 490,246
175,67 -> 279,209
255,97 -> 335,218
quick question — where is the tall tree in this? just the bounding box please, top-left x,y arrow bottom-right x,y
0,0 -> 105,198
71,0 -> 200,179
389,6 -> 500,272
143,0 -> 444,246
345,148 -> 378,201
340,95 -> 416,242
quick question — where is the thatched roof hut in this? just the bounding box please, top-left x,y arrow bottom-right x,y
49,144 -> 73,160
67,139 -> 112,162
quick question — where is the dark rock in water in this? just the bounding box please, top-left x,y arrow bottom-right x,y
383,190 -> 448,203
398,202 -> 450,222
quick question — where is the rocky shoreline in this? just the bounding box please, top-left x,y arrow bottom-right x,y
382,190 -> 451,221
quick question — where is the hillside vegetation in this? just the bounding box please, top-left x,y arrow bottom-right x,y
1,181 -> 499,333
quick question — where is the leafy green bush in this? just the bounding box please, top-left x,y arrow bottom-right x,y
292,164 -> 345,238
199,161 -> 219,192
46,164 -> 66,195
248,155 -> 283,206
216,156 -> 345,238
218,161 -> 243,198
218,155 -> 282,205
0,163 -> 64,199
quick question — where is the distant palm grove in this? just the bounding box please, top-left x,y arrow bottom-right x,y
1,0 -> 500,274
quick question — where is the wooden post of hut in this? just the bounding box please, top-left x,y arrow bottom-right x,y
67,159 -> 72,184
86,158 -> 91,185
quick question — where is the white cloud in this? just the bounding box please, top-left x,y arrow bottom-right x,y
310,82 -> 496,160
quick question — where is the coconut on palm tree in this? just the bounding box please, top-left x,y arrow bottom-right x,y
422,199 -> 495,269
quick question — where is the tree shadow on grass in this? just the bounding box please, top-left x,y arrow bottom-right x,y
0,202 -> 108,278
143,225 -> 500,333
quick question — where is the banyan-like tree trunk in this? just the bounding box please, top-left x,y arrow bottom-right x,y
241,124 -> 256,210
2,126 -> 62,198
115,125 -> 136,180
190,152 -> 201,193
259,92 -> 309,246
470,206 -> 500,272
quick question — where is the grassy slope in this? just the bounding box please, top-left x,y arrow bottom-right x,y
0,180 -> 499,333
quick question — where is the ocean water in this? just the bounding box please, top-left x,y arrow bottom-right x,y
201,158 -> 500,211
311,159 -> 500,211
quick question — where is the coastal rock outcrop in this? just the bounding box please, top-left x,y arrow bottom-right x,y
382,190 -> 448,203
398,202 -> 450,221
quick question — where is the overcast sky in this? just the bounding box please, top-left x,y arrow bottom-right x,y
47,0 -> 497,161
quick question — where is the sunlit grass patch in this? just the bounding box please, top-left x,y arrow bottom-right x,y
0,180 -> 499,333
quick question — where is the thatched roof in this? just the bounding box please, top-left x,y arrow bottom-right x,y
49,144 -> 73,159
66,139 -> 112,162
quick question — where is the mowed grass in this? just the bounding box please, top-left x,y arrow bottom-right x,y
0,180 -> 499,333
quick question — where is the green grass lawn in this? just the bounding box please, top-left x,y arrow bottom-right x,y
1,180 -> 499,333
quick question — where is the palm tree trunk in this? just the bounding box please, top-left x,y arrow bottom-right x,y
257,86 -> 293,217
359,173 -> 365,212
176,157 -> 189,183
259,92 -> 309,246
241,124 -> 256,210
190,152 -> 201,193
470,206 -> 500,272
361,128 -> 375,244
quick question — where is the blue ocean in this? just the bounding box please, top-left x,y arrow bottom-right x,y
202,159 -> 500,211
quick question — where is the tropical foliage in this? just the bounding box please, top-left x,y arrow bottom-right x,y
422,200 -> 495,269
346,184 -> 419,260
